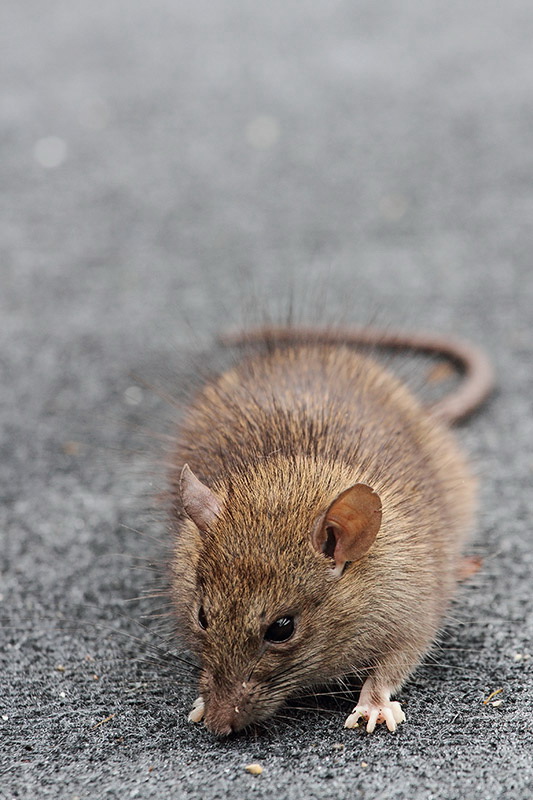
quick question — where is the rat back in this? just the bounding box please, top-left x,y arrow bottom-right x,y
172,343 -> 474,535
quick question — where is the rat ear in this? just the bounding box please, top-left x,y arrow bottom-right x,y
180,464 -> 223,532
312,484 -> 382,577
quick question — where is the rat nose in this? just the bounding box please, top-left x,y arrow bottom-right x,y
204,704 -> 245,736
202,683 -> 254,736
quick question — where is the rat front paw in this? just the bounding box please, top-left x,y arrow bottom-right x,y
187,695 -> 205,723
344,700 -> 405,733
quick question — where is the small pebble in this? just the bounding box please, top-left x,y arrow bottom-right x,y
513,652 -> 530,662
245,764 -> 263,775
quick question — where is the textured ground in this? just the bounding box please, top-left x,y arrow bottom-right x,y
1,1 -> 533,798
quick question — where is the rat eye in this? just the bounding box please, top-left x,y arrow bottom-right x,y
265,616 -> 295,643
198,606 -> 208,630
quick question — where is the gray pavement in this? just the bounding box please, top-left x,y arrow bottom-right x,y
1,1 -> 532,798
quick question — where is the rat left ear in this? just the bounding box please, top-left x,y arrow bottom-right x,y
180,464 -> 223,533
311,484 -> 382,577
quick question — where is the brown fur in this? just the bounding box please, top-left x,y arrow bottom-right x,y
168,342 -> 478,734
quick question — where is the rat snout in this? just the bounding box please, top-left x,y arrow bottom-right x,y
202,678 -> 259,736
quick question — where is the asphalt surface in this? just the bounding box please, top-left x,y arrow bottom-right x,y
1,1 -> 532,798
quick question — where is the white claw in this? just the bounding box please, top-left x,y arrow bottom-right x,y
344,709 -> 363,729
391,701 -> 406,725
381,707 -> 397,732
188,695 -> 205,723
366,708 -> 379,733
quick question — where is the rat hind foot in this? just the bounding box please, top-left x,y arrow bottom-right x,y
344,699 -> 405,732
188,695 -> 205,723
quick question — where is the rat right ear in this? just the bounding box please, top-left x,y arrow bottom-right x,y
180,464 -> 223,533
311,484 -> 382,577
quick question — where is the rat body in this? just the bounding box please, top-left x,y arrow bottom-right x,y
168,327 -> 493,735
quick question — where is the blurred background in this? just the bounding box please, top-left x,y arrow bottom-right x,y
2,0 -> 530,346
1,1 -> 532,798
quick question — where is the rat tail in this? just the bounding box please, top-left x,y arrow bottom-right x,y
219,325 -> 494,425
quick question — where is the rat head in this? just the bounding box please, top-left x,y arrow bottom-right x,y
176,460 -> 382,735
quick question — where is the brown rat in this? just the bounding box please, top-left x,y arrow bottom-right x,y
167,325 -> 494,735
